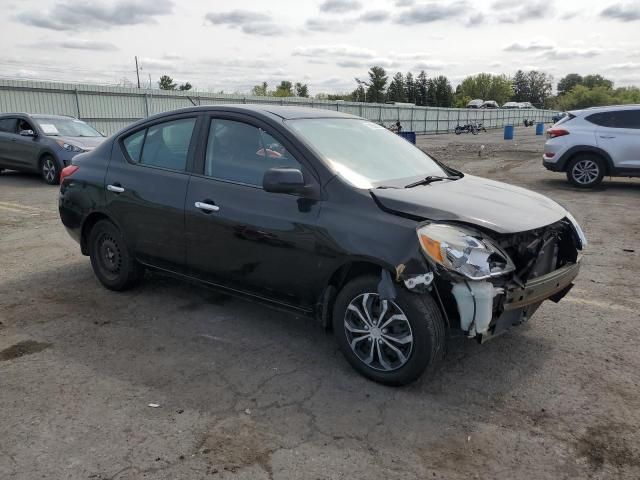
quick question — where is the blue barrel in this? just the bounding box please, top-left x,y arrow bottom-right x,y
504,125 -> 514,140
536,122 -> 544,135
398,131 -> 416,144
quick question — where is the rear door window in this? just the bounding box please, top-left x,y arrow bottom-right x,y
122,117 -> 196,171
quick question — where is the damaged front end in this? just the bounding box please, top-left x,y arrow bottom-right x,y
414,217 -> 584,342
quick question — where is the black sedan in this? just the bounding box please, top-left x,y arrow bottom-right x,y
59,105 -> 585,385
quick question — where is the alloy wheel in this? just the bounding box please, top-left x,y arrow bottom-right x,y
343,293 -> 413,372
572,159 -> 600,185
42,158 -> 56,183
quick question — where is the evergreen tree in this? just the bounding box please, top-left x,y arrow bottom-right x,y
387,72 -> 406,102
404,72 -> 417,104
416,71 -> 428,106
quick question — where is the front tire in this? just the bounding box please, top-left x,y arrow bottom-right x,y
88,220 -> 143,291
566,155 -> 604,188
332,275 -> 445,386
40,155 -> 60,185
455,126 -> 463,135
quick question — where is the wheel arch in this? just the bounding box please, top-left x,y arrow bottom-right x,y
38,150 -> 58,166
80,211 -> 119,255
316,259 -> 393,329
559,146 -> 613,174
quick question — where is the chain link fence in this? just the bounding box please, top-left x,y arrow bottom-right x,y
0,79 -> 556,136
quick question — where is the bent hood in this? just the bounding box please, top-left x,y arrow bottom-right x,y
57,135 -> 105,151
370,175 -> 567,234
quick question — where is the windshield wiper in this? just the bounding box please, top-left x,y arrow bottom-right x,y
404,175 -> 461,188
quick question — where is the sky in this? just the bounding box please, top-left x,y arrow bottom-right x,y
0,0 -> 639,94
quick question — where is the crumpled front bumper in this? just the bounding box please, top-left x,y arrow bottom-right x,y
503,259 -> 581,311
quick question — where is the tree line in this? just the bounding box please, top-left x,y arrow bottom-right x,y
158,69 -> 640,111
349,67 -> 554,108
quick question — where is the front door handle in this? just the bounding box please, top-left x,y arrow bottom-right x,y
599,135 -> 616,139
107,184 -> 125,193
195,201 -> 220,212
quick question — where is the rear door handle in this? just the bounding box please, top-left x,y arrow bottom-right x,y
195,201 -> 220,212
107,184 -> 125,193
599,135 -> 616,139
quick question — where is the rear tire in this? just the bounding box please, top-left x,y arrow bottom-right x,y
40,155 -> 60,185
88,220 -> 143,291
455,126 -> 463,135
566,155 -> 604,188
332,275 -> 445,386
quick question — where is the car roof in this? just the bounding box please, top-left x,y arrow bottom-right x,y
570,104 -> 640,116
0,112 -> 76,119
145,104 -> 361,121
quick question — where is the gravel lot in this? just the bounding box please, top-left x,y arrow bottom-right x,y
1,126 -> 639,479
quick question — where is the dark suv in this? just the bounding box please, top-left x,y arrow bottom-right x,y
59,105 -> 585,385
0,113 -> 105,184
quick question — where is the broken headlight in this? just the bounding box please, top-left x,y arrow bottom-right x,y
417,223 -> 515,280
565,212 -> 587,249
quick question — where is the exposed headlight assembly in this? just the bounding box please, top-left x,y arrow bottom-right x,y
565,212 -> 587,249
417,223 -> 515,280
56,140 -> 85,153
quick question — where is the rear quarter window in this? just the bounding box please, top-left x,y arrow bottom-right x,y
123,129 -> 145,162
586,110 -> 640,129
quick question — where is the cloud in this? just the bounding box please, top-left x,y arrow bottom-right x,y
293,44 -> 377,59
337,58 -> 400,69
414,60 -> 454,70
319,0 -> 362,13
395,2 -> 468,25
559,11 -> 580,20
495,2 -> 553,23
394,0 -> 414,6
204,10 -> 270,25
503,40 -> 555,52
606,62 -> 640,70
600,3 -> 640,21
305,17 -> 355,32
539,47 -> 602,60
466,12 -> 486,26
358,10 -> 390,22
204,9 -> 286,36
28,39 -> 118,51
17,0 -> 173,31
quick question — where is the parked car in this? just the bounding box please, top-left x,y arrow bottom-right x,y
59,105 -> 585,385
466,99 -> 484,108
481,100 -> 499,109
543,105 -> 640,187
0,113 -> 105,184
502,102 -> 521,109
552,112 -> 567,124
519,102 -> 535,109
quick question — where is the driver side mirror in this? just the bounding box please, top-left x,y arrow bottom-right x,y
19,129 -> 36,137
263,167 -> 306,195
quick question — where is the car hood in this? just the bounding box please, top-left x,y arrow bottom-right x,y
56,136 -> 106,151
370,174 -> 567,234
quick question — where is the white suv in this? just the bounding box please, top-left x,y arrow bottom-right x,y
543,105 -> 640,187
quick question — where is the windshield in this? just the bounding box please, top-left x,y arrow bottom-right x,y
287,118 -> 447,188
34,117 -> 103,137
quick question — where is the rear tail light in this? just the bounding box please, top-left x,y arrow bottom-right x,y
547,128 -> 569,139
60,165 -> 79,184
544,152 -> 556,158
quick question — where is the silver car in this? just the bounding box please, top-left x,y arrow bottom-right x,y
0,113 -> 105,184
543,105 -> 640,187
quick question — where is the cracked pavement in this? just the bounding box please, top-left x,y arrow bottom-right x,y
1,127 -> 639,479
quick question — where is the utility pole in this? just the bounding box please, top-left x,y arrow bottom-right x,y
135,56 -> 141,89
